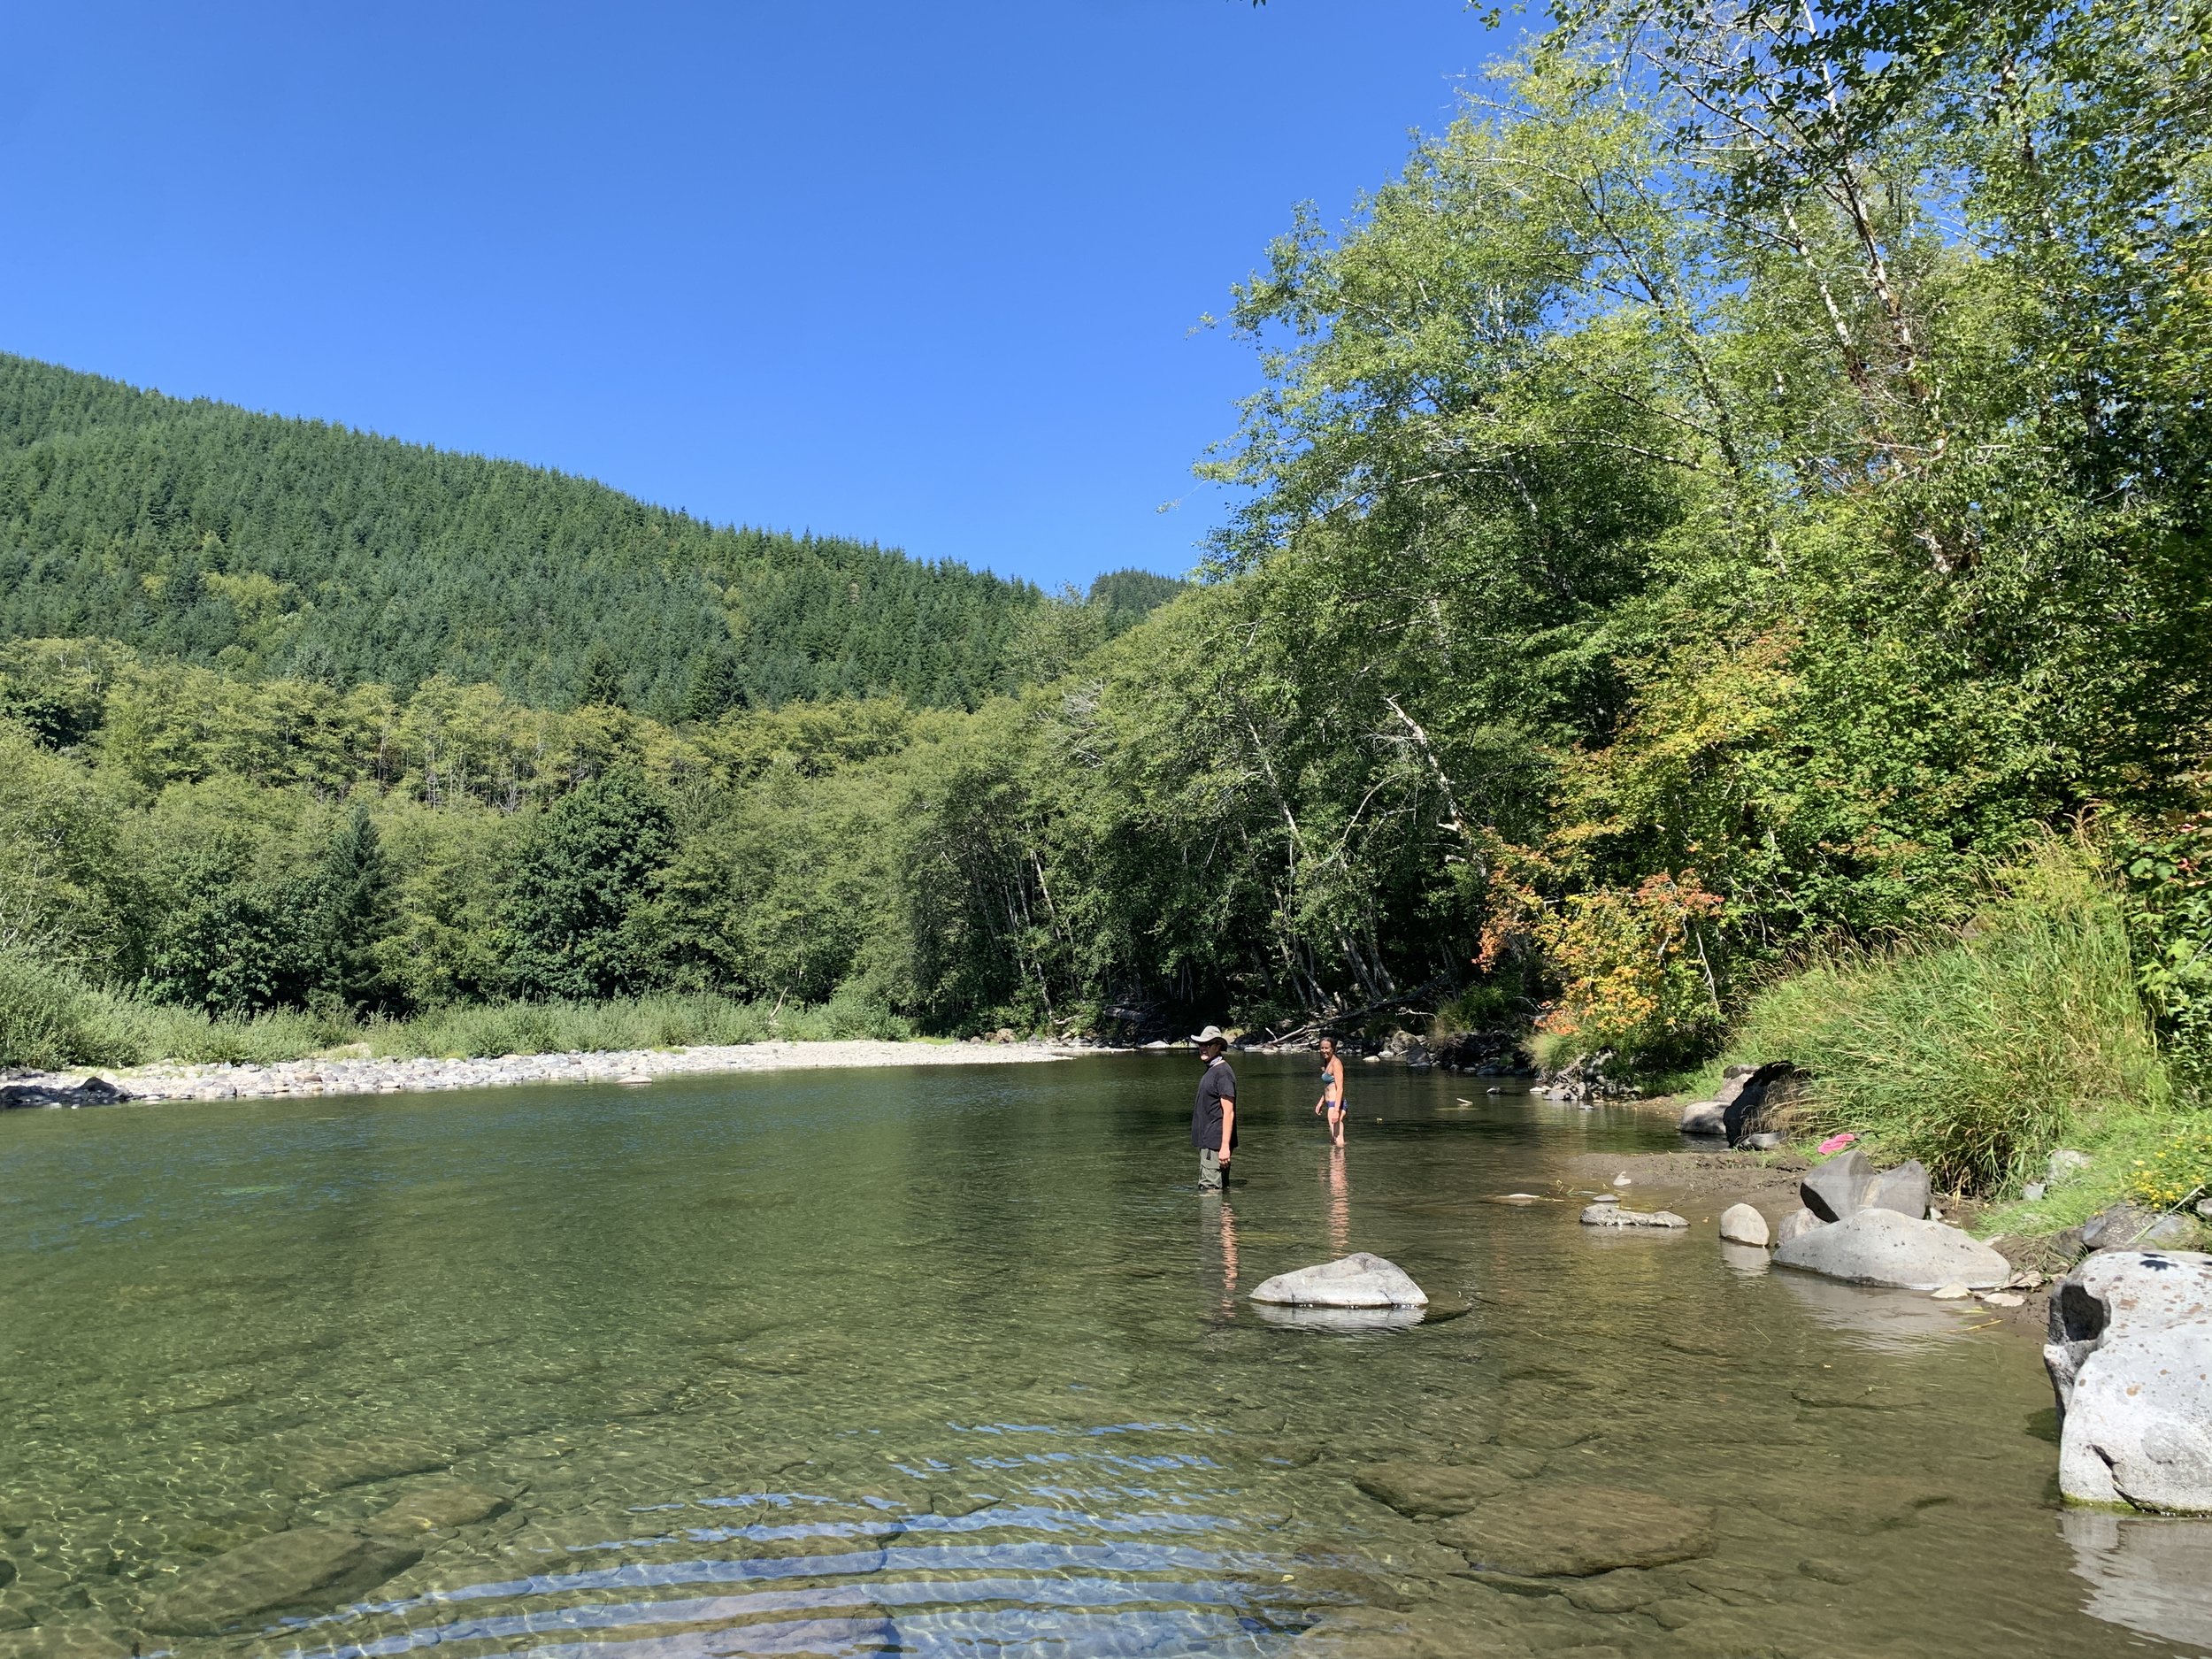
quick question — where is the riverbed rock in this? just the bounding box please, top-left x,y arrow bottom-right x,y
1772,1206 -> 2009,1290
1352,1461 -> 1517,1519
1718,1203 -> 1770,1248
1580,1204 -> 1688,1229
1678,1098 -> 1727,1136
275,1434 -> 450,1495
364,1479 -> 511,1534
1432,1485 -> 1714,1577
139,1526 -> 421,1634
1775,1206 -> 1825,1245
1248,1252 -> 1427,1309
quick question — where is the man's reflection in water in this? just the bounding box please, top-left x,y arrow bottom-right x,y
1325,1147 -> 1352,1256
1202,1193 -> 1240,1318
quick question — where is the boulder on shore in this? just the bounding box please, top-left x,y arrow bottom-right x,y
2081,1203 -> 2196,1250
1771,1206 -> 2008,1290
1718,1203 -> 1770,1248
1800,1149 -> 1929,1223
1249,1252 -> 1427,1309
1717,1061 -> 1802,1146
1678,1098 -> 1727,1136
2046,1249 -> 2212,1513
0,1075 -> 134,1110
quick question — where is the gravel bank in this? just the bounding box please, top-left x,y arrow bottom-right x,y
8,1040 -> 1081,1105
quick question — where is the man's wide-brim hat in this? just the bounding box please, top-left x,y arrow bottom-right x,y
1191,1025 -> 1231,1047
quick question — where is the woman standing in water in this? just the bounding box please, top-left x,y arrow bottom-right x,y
1313,1034 -> 1347,1148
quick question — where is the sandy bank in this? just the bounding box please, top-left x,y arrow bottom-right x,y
8,1040 -> 1083,1106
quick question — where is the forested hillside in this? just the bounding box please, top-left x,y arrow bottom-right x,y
0,354 -> 1174,715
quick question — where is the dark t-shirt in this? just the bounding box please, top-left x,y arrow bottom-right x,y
1191,1058 -> 1239,1151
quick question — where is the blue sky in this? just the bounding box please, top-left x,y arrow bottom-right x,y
0,2 -> 1507,589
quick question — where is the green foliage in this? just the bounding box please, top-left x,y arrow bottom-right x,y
1728,841 -> 2170,1194
2120,809 -> 2212,1078
0,950 -> 138,1069
500,769 -> 675,1000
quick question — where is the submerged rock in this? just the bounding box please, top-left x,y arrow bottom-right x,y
1248,1252 -> 1427,1309
365,1479 -> 511,1534
1772,1207 -> 2009,1290
140,1526 -> 420,1634
1433,1484 -> 1714,1577
1580,1204 -> 1688,1230
1352,1461 -> 1517,1520
1718,1203 -> 1770,1247
2047,1249 -> 2212,1513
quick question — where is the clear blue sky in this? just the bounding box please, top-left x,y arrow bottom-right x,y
0,2 -> 1507,589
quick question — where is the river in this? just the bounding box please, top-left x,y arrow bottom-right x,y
2,1054 -> 2206,1657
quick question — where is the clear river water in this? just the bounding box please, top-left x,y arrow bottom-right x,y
3,1054 -> 2209,1659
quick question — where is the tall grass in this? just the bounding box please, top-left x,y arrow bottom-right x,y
1728,838 -> 2171,1195
0,953 -> 918,1072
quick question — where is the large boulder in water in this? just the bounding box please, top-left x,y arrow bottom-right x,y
1432,1484 -> 1714,1577
1249,1252 -> 1427,1309
2047,1250 -> 2212,1513
1772,1207 -> 2008,1291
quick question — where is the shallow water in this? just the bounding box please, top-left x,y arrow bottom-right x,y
1,1056 -> 2207,1658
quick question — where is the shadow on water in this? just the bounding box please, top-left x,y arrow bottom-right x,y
0,1054 -> 2208,1656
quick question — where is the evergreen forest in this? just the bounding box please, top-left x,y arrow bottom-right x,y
4,0 -> 2212,1209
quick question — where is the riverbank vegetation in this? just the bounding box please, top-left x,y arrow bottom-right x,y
4,0 -> 2208,1206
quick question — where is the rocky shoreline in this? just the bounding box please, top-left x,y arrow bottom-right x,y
0,1039 -> 1081,1109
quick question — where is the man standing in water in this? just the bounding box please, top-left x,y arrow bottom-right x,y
1191,1025 -> 1238,1193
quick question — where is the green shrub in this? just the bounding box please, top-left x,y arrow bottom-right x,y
1729,839 -> 2169,1194
0,950 -> 142,1069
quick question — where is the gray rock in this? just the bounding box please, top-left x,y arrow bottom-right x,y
1772,1206 -> 2010,1291
1740,1132 -> 1786,1150
2060,1321 -> 2212,1513
1775,1207 -> 1826,1245
1801,1150 -> 1928,1222
1249,1252 -> 1427,1309
1678,1098 -> 1726,1136
2081,1204 -> 2195,1250
1352,1461 -> 1517,1520
2045,1250 -> 2212,1413
140,1527 -> 420,1634
1718,1203 -> 1770,1248
1580,1204 -> 1688,1229
1432,1484 -> 1714,1577
1863,1159 -> 1931,1220
1801,1148 -> 1876,1222
2048,1148 -> 2094,1183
